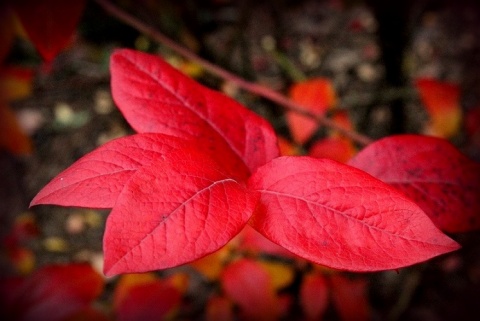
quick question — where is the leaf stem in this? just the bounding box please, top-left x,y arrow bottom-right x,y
94,0 -> 373,146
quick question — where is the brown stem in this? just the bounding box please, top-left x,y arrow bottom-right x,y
94,0 -> 373,146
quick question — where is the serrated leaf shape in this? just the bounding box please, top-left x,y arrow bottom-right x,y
30,134 -> 188,208
248,156 -> 460,272
110,49 -> 279,174
103,148 -> 258,276
348,134 -> 480,233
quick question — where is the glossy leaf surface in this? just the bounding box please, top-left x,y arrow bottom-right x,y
110,49 -> 279,174
349,134 -> 480,232
248,156 -> 460,271
103,148 -> 258,275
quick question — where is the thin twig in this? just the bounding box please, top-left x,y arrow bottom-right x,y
94,0 -> 373,146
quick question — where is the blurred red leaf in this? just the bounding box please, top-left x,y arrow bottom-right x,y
113,273 -> 158,310
206,296 -> 234,321
0,6 -> 15,63
308,136 -> 356,163
465,106 -> 480,150
115,280 -> 181,321
221,258 -> 280,321
277,136 -> 301,156
348,134 -> 480,233
300,272 -> 329,321
110,49 -> 279,174
11,0 -> 86,62
0,65 -> 35,101
0,264 -> 104,321
65,307 -> 110,321
415,78 -> 462,138
330,275 -> 370,321
287,78 -> 337,144
248,156 -> 459,271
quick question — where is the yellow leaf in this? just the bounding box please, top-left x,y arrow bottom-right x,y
259,261 -> 295,290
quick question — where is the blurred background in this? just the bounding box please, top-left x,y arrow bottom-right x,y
1,0 -> 479,320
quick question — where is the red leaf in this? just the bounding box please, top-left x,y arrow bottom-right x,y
248,156 -> 460,272
348,135 -> 480,233
103,147 -> 258,276
110,49 -> 279,174
287,78 -> 337,144
237,224 -> 297,259
113,273 -> 158,310
0,264 -> 103,321
12,0 -> 86,62
30,133 -> 188,208
300,272 -> 329,321
415,78 -> 462,138
115,280 -> 181,321
221,258 -> 280,321
330,275 -> 370,321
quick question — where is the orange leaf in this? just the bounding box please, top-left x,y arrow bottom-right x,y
206,296 -> 234,321
0,103 -> 32,155
165,272 -> 190,294
329,110 -> 354,137
309,136 -> 356,163
0,65 -> 35,101
300,272 -> 329,321
113,273 -> 158,309
189,242 -> 233,280
6,247 -> 35,275
287,78 -> 337,144
277,136 -> 301,156
330,274 -> 370,321
415,78 -> 462,138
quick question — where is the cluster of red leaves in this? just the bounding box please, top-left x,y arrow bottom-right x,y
31,49 -> 480,279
